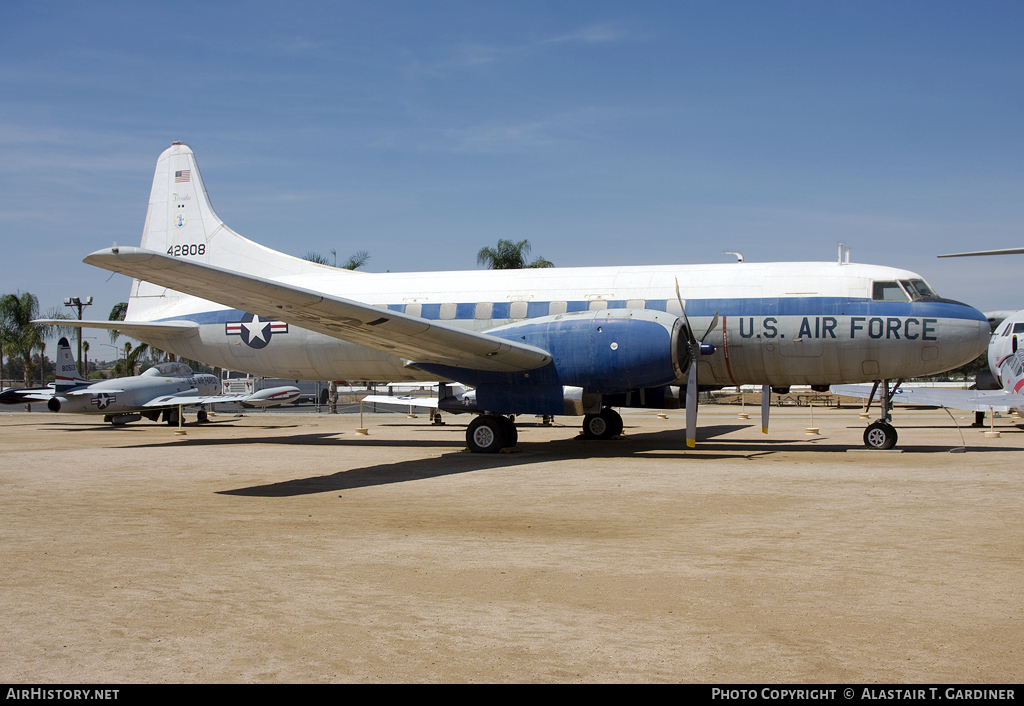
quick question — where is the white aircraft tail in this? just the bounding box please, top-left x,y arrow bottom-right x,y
55,337 -> 89,392
128,142 -> 350,321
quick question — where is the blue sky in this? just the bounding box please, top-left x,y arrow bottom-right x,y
2,1 -> 1022,356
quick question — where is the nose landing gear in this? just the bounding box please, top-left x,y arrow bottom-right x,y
861,379 -> 901,450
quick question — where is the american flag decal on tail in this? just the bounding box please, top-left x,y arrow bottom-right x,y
175,169 -> 191,183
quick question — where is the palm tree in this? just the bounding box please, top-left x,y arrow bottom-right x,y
303,250 -> 371,270
0,309 -> 12,388
303,251 -> 332,265
477,239 -> 554,269
107,302 -> 128,344
111,341 -> 150,378
107,301 -> 162,376
0,292 -> 68,387
342,251 -> 370,270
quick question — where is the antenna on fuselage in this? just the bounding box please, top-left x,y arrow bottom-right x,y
838,243 -> 851,265
723,251 -> 744,263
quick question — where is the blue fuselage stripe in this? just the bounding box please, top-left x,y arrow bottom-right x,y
157,297 -> 985,325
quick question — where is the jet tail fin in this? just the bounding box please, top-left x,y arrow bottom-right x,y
127,142 -> 352,323
55,337 -> 89,392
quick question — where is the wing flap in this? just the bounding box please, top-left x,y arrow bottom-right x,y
84,247 -> 551,373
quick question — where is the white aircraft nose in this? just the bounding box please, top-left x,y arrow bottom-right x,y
934,307 -> 991,372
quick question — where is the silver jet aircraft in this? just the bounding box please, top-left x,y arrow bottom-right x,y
0,338 -> 300,425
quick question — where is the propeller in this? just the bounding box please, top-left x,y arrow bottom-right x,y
675,279 -> 719,448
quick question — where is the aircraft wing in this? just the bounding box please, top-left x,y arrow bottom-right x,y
361,394 -> 439,409
32,319 -> 200,338
84,246 -> 552,373
0,387 -> 53,404
141,385 -> 302,408
938,247 -> 1024,258
831,385 -> 1024,413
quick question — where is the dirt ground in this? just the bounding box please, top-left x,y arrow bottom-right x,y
1,404 -> 1021,683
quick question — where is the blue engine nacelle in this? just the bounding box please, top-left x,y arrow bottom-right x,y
418,308 -> 689,415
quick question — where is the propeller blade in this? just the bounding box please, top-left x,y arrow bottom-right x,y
761,384 -> 770,434
674,278 -> 696,345
686,359 -> 698,448
701,311 -> 720,342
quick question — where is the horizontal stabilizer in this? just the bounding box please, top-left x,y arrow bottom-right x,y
84,246 -> 553,373
33,319 -> 200,337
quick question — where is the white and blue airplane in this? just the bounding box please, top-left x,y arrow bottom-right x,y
43,143 -> 991,451
0,337 -> 300,425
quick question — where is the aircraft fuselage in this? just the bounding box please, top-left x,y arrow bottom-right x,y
126,261 -> 989,387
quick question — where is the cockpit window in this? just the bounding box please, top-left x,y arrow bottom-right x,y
142,362 -> 195,377
899,279 -> 938,300
872,281 -> 909,301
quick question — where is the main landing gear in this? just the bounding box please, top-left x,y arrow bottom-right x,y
466,414 -> 518,453
465,407 -> 625,453
861,379 -> 900,450
582,407 -> 623,440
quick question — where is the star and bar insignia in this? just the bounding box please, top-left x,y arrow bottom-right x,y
225,313 -> 289,349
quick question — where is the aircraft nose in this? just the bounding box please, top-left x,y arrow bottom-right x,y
934,301 -> 990,372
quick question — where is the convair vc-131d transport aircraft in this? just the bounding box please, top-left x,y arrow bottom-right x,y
64,143 -> 990,452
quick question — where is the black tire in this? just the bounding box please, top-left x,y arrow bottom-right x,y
604,408 -> 623,437
583,409 -> 619,440
863,421 -> 898,450
196,410 -> 209,424
467,415 -> 508,453
501,416 -> 518,448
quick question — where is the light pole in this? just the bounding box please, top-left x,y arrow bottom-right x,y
64,296 -> 93,375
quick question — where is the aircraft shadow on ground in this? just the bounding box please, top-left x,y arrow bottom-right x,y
212,422 -> 1021,498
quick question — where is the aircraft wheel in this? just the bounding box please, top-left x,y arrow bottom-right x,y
582,411 -> 613,439
501,416 -> 518,447
863,421 -> 898,450
604,408 -> 623,437
467,415 -> 508,453
196,410 -> 209,424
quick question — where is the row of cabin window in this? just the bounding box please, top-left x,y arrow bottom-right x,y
389,299 -> 658,320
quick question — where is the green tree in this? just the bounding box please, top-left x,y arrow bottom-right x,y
107,302 -> 128,344
107,301 -> 163,376
302,250 -> 371,270
303,251 -> 332,265
0,292 -> 64,387
342,250 -> 370,270
477,239 -> 554,269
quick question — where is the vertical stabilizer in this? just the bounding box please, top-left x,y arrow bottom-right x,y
55,337 -> 89,392
128,142 -> 343,320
